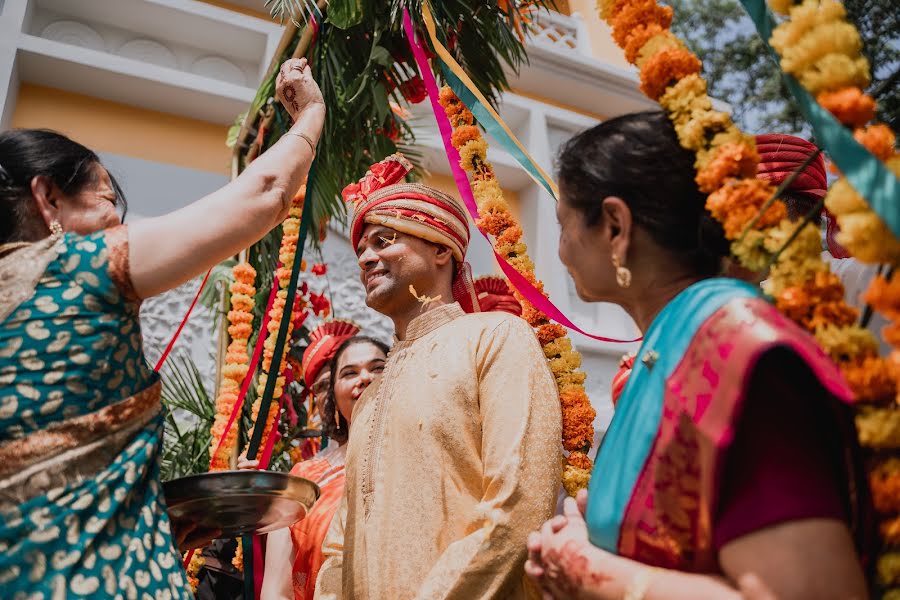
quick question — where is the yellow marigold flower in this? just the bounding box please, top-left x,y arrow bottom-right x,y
659,74 -> 710,124
856,406 -> 900,449
779,22 -> 862,75
815,324 -> 879,362
825,176 -> 869,216
675,107 -> 733,151
506,254 -> 535,275
472,178 -> 505,207
763,219 -> 821,257
797,53 -> 870,96
543,337 -> 573,360
837,212 -> 900,265
458,139 -> 489,172
550,348 -> 583,374
771,0 -> 847,52
282,219 -> 300,236
496,241 -> 528,258
562,464 -> 592,497
731,230 -> 771,273
635,31 -> 684,70
556,371 -> 588,389
879,551 -> 900,585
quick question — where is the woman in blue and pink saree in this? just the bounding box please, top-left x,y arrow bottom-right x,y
0,59 -> 324,598
525,112 -> 872,599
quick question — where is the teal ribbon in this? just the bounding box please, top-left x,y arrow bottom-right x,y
739,0 -> 899,238
439,66 -> 559,200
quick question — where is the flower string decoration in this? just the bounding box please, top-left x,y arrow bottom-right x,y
596,0 -> 900,587
439,87 -> 596,496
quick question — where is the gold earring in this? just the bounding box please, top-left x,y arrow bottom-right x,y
49,220 -> 64,237
612,254 -> 632,288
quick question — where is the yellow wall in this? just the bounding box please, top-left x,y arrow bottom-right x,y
424,173 -> 522,223
12,84 -> 231,174
569,0 -> 629,69
196,0 -> 271,20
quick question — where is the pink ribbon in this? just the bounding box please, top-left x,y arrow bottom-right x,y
154,269 -> 212,372
403,11 -> 640,344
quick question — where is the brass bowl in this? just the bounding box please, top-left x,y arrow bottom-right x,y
164,470 -> 319,549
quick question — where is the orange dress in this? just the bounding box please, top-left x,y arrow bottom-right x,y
288,442 -> 346,600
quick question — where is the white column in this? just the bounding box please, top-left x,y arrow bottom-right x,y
0,0 -> 30,129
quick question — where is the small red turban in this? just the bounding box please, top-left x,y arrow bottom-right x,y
755,134 -> 848,258
301,320 -> 360,388
474,276 -> 522,316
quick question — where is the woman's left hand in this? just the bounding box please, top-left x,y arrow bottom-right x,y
526,490 -> 622,600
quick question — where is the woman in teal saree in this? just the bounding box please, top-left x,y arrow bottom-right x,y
525,112 -> 871,599
0,57 -> 324,598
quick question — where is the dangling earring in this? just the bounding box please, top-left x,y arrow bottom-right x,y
334,404 -> 341,430
612,254 -> 632,288
49,220 -> 64,238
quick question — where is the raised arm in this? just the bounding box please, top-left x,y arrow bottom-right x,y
128,58 -> 325,299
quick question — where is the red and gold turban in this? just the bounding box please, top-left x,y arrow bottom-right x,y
474,276 -> 522,316
343,154 -> 481,312
301,320 -> 360,389
754,133 -> 848,258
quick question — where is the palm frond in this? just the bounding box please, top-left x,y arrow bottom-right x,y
159,351 -> 215,480
265,0 -> 321,25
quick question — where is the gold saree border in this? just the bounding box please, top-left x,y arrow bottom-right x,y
0,381 -> 161,480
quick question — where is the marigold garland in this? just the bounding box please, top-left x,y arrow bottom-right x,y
766,2 -> 900,584
439,86 -> 596,495
242,188 -> 308,460
208,262 -> 257,470
599,0 -> 900,585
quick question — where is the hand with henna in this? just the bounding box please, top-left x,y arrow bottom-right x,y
275,57 -> 324,122
526,490 -> 782,600
526,490 -> 621,600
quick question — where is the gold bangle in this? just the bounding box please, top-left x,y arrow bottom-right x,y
623,567 -> 661,600
284,132 -> 317,155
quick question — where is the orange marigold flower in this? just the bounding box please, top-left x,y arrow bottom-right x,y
639,46 -> 702,101
477,210 -> 518,236
229,281 -> 255,296
566,451 -> 593,471
695,142 -> 760,193
610,0 -> 673,50
232,263 -> 257,285
560,387 -> 591,409
227,322 -> 253,340
842,355 -> 897,403
522,303 -> 548,327
227,310 -> 254,325
817,87 -> 876,128
451,125 -> 481,149
439,86 -> 461,109
706,178 -> 786,239
231,294 -> 253,312
538,323 -> 567,346
864,274 -> 900,320
623,23 -> 666,64
881,516 -> 900,546
854,124 -> 897,162
562,404 -> 597,451
808,300 -> 860,330
870,459 -> 900,513
496,225 -> 523,247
